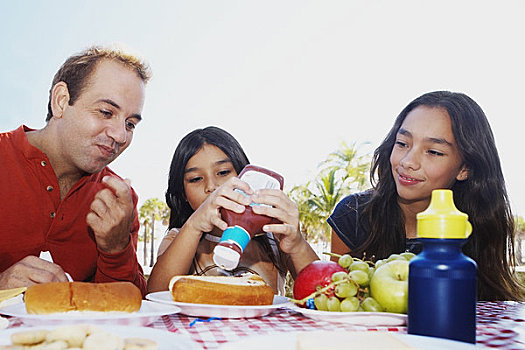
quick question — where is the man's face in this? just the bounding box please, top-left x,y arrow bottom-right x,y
56,59 -> 145,175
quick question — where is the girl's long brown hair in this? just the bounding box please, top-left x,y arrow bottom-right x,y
356,91 -> 522,301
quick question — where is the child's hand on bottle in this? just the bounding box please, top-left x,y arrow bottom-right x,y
187,177 -> 253,234
251,189 -> 306,255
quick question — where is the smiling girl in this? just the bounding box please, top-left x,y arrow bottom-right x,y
329,91 -> 523,300
147,127 -> 318,294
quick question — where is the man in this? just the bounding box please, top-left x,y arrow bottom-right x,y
0,46 -> 151,296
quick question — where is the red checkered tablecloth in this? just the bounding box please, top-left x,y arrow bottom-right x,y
146,301 -> 525,349
4,302 -> 525,349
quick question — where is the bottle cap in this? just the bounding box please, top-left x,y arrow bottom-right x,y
213,245 -> 241,270
417,189 -> 472,239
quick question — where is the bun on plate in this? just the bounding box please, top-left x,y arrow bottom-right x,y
168,274 -> 274,306
24,281 -> 142,314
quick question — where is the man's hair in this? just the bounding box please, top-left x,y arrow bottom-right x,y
46,45 -> 152,121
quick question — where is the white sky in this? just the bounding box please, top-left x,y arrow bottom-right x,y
1,1 -> 524,216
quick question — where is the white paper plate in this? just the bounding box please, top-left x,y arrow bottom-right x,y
146,291 -> 290,318
0,325 -> 200,350
0,300 -> 180,327
218,331 -> 479,350
288,303 -> 407,326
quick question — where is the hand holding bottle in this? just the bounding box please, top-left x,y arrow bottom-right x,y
250,189 -> 304,254
185,177 -> 253,235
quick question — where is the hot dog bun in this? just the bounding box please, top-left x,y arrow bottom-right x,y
24,281 -> 142,314
168,274 -> 274,306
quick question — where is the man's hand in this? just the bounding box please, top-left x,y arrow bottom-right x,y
0,256 -> 69,289
86,176 -> 134,253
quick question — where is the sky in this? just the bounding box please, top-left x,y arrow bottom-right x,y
1,1 -> 525,216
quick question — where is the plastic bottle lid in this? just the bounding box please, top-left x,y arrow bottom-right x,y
417,189 -> 472,239
213,245 -> 241,270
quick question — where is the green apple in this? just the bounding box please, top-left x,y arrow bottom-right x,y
400,252 -> 416,261
369,259 -> 409,314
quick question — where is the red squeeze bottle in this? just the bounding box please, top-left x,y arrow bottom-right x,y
213,165 -> 284,270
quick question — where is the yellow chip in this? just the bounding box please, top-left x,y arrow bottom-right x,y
0,287 -> 26,303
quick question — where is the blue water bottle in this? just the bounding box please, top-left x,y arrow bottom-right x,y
408,189 -> 477,343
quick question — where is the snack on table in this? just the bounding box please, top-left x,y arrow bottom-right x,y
3,324 -> 158,350
169,273 -> 274,306
24,282 -> 142,314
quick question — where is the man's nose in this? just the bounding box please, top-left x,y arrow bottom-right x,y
107,119 -> 127,145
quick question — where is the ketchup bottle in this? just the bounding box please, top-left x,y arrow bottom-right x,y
213,165 -> 284,270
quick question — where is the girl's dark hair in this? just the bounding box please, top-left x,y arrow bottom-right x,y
165,126 -> 285,275
358,91 -> 522,300
166,126 -> 249,228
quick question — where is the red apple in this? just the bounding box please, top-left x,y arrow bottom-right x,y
293,260 -> 346,303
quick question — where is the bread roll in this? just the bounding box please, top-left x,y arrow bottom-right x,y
169,274 -> 274,306
24,281 -> 142,314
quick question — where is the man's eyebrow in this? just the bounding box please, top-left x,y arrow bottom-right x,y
97,98 -> 120,109
97,99 -> 142,121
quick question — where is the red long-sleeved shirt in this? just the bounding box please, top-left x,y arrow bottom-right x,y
0,126 -> 146,296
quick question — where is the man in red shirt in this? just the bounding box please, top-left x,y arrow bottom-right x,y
0,46 -> 151,296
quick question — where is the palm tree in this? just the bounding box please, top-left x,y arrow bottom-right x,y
321,141 -> 371,192
139,198 -> 170,267
289,142 -> 371,246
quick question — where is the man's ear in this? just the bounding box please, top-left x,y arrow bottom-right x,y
456,166 -> 469,181
50,82 -> 70,119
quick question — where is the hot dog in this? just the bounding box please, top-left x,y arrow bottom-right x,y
169,274 -> 274,306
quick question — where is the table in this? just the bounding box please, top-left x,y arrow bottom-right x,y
5,302 -> 525,349
153,301 -> 525,348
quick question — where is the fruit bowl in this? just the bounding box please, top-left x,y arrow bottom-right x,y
292,253 -> 412,314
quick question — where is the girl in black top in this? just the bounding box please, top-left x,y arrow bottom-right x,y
329,91 -> 522,301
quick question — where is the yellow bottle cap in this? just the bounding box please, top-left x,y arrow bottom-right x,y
417,189 -> 472,239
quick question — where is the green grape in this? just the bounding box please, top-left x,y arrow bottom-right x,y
334,282 -> 358,298
338,254 -> 353,269
375,259 -> 386,269
314,293 -> 328,311
387,254 -> 405,262
361,297 -> 384,312
349,260 -> 369,272
331,271 -> 348,282
340,297 -> 360,312
326,296 -> 341,312
358,305 -> 364,311
368,266 -> 375,280
349,269 -> 369,287
400,252 -> 416,261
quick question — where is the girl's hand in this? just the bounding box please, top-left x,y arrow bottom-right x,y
186,177 -> 253,234
250,189 -> 307,255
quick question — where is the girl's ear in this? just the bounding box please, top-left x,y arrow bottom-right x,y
456,166 -> 469,181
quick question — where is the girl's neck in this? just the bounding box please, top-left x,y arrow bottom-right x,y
398,199 -> 430,239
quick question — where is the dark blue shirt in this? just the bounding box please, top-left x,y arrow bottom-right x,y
328,191 -> 421,255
